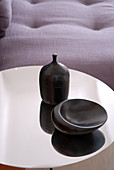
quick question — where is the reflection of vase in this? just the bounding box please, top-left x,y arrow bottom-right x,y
40,101 -> 55,134
39,53 -> 70,105
51,129 -> 105,157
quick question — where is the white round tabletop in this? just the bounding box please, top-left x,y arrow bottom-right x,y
0,66 -> 114,168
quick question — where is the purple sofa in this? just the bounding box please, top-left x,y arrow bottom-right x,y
0,0 -> 114,90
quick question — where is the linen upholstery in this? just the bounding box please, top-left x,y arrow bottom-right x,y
0,0 -> 114,89
0,0 -> 12,38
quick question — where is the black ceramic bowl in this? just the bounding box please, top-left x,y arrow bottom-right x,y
52,99 -> 107,135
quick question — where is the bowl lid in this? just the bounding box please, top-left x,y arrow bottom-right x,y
52,99 -> 108,135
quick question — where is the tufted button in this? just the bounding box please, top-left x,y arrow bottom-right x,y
32,23 -> 39,29
79,0 -> 102,6
92,24 -> 101,31
30,0 -> 39,4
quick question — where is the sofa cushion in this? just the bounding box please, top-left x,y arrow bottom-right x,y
0,0 -> 12,38
0,0 -> 114,90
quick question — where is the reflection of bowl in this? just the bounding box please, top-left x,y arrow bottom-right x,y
52,99 -> 107,135
52,129 -> 105,157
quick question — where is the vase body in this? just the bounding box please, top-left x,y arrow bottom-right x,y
39,54 -> 70,105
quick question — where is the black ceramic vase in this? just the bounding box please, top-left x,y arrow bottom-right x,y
39,53 -> 70,105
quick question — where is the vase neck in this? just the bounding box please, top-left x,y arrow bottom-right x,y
52,53 -> 57,62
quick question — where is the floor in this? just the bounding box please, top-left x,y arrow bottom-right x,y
0,165 -> 23,170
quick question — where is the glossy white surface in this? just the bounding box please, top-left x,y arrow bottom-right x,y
0,66 -> 114,168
